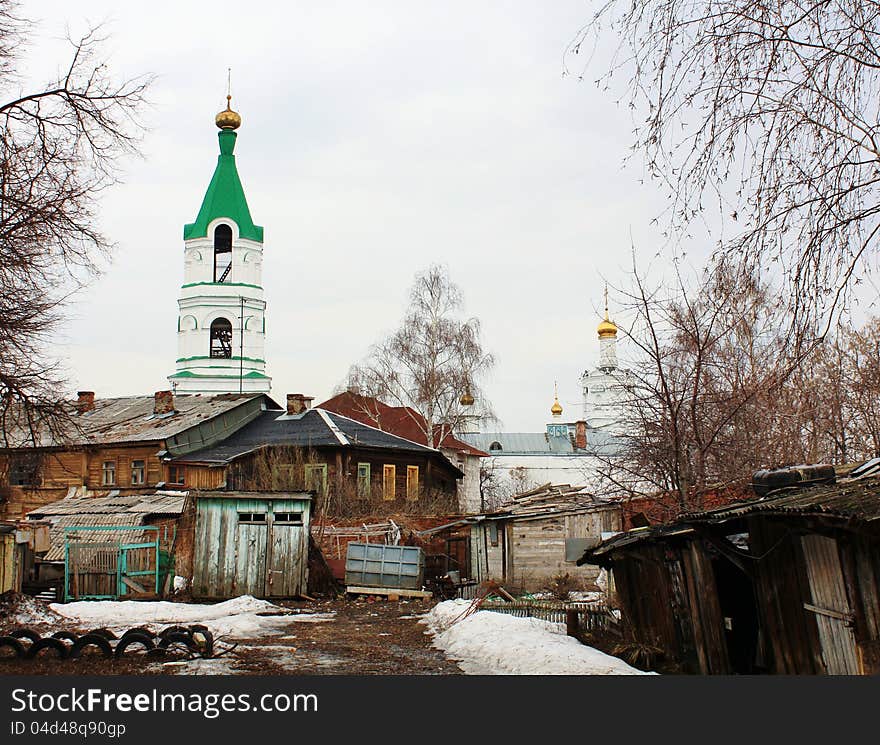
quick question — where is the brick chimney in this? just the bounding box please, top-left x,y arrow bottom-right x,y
286,393 -> 313,415
154,390 -> 175,415
76,391 -> 95,415
574,420 -> 587,450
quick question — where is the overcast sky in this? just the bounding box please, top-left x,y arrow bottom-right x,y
26,1 -> 688,431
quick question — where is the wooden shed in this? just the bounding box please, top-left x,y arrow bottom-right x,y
467,484 -> 623,593
192,491 -> 312,599
579,465 -> 880,675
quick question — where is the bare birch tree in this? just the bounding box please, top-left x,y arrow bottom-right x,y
568,1 -> 880,329
344,265 -> 495,448
0,3 -> 151,446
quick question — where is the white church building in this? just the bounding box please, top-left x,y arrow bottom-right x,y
168,96 -> 271,394
460,301 -> 629,503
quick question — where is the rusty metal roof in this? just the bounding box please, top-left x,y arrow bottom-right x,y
2,394 -> 271,449
27,492 -> 186,562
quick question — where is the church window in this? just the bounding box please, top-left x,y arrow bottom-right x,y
213,224 -> 233,282
210,318 -> 233,358
489,441 -> 503,452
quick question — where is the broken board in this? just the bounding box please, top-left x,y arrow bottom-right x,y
346,585 -> 433,600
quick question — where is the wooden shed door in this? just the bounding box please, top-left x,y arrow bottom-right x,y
264,508 -> 306,597
801,535 -> 859,675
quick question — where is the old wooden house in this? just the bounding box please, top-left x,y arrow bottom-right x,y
192,491 -> 312,599
172,394 -> 464,518
579,462 -> 880,674
0,391 -> 275,519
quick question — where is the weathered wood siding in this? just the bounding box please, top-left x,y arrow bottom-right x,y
0,532 -> 22,594
192,495 -> 310,599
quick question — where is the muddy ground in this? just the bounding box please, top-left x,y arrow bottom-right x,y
0,597 -> 463,676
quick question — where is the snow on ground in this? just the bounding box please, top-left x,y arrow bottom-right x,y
423,600 -> 653,676
49,596 -> 334,638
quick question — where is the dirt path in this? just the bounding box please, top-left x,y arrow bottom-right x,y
232,598 -> 462,675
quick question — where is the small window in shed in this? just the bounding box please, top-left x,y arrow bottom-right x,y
273,512 -> 303,525
238,512 -> 267,524
489,441 -> 503,451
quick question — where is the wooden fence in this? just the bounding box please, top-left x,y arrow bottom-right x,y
477,599 -> 619,635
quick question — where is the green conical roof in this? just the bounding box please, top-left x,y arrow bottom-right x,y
183,129 -> 264,242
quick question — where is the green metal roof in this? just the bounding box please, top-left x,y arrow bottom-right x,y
183,130 -> 264,242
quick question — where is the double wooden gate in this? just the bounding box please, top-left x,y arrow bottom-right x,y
64,526 -> 160,601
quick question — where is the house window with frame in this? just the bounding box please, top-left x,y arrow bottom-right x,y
167,465 -> 185,486
357,463 -> 371,498
101,460 -> 116,486
131,459 -> 146,486
406,465 -> 419,500
383,465 -> 396,501
304,463 -> 328,498
238,512 -> 266,524
8,454 -> 40,486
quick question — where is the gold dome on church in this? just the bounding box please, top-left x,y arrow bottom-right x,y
597,314 -> 618,338
215,95 -> 242,130
550,396 -> 563,417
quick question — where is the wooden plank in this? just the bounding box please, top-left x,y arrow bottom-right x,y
347,585 -> 433,599
121,576 -> 148,594
801,534 -> 860,675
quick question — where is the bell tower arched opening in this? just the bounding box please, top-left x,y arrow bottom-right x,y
210,317 -> 233,358
213,224 -> 233,282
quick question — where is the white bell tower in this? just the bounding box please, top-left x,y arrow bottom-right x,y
168,95 -> 271,394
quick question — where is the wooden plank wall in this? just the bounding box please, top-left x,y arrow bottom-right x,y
193,496 -> 310,599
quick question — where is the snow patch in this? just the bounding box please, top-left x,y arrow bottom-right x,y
49,596 -> 334,638
423,600 -> 653,675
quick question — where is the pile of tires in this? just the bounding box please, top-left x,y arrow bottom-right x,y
0,624 -> 214,661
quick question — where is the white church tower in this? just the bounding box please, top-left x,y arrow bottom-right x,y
168,95 -> 271,394
581,291 -> 627,431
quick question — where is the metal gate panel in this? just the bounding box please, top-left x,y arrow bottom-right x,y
801,534 -> 860,675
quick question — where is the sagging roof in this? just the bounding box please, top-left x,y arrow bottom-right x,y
318,392 -> 488,458
579,467 -> 880,564
460,428 -> 621,456
483,482 -> 622,521
172,407 -> 464,476
2,394 -> 273,449
27,491 -> 187,562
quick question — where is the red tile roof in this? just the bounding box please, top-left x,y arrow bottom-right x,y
317,392 -> 488,458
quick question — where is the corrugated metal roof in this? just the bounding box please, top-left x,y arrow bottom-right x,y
460,429 -> 623,456
2,394 -> 270,448
27,492 -> 186,562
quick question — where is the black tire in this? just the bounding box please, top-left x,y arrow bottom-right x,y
87,628 -> 117,641
119,626 -> 154,642
0,636 -> 26,658
114,632 -> 155,658
158,625 -> 191,640
27,638 -> 69,660
145,648 -> 167,660
51,631 -> 78,643
69,633 -> 113,659
158,632 -> 196,652
9,628 -> 40,644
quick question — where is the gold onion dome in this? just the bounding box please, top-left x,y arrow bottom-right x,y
215,95 -> 241,130
460,390 -> 475,407
551,396 -> 563,417
598,311 -> 618,339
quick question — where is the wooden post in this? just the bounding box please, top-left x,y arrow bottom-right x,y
566,609 -> 580,639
